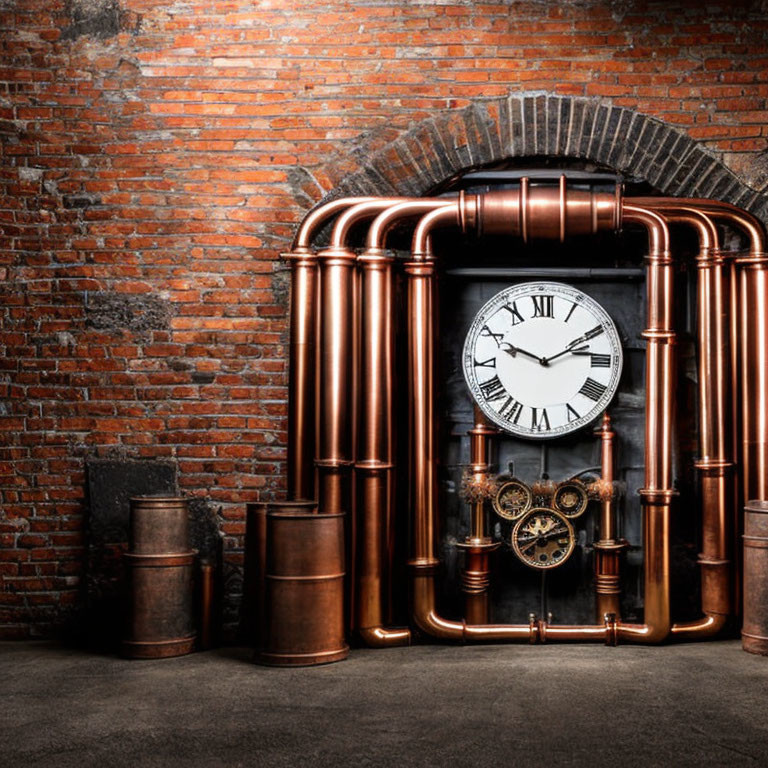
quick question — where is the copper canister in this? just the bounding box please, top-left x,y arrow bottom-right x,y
743,500 -> 768,655
256,503 -> 349,666
123,496 -> 197,659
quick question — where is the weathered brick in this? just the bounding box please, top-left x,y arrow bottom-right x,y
3,0 -> 768,640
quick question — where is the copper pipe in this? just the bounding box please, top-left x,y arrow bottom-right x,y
407,186 -> 633,645
634,198 -> 768,504
456,408 -> 499,625
199,560 -> 214,651
633,203 -> 732,638
356,199 -> 455,647
285,196 -> 375,501
594,413 -> 624,622
316,198 -> 410,639
636,201 -> 736,638
316,199 -> 406,518
612,205 -> 674,643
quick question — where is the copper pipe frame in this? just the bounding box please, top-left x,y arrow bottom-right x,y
284,196 -> 375,501
288,181 -> 763,649
407,186 -> 669,644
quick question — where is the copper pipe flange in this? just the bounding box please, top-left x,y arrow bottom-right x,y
455,538 -> 501,551
604,613 -> 619,646
408,558 -> 440,573
638,488 -> 679,503
314,459 -> 355,469
529,614 -> 540,644
354,460 -> 395,472
461,570 -> 492,594
640,329 -> 677,342
693,459 -> 736,476
594,540 -> 629,552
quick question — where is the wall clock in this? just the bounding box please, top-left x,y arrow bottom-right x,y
462,281 -> 624,438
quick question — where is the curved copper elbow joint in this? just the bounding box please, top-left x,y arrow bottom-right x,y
358,626 -> 411,647
670,613 -> 728,641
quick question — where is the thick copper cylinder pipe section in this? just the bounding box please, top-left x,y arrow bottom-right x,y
285,196 -> 374,501
318,198 -> 410,635
643,206 -> 731,638
356,243 -> 411,647
316,199 -> 402,517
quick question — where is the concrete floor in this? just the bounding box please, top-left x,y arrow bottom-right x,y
3,639 -> 768,767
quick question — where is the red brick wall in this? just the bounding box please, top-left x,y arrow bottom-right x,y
2,0 -> 768,638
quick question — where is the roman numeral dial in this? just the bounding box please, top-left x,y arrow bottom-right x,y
462,282 -> 623,439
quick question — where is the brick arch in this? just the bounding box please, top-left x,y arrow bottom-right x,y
301,94 -> 767,222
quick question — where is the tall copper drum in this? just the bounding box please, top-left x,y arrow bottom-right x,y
743,500 -> 768,655
123,496 -> 196,659
257,503 -> 349,666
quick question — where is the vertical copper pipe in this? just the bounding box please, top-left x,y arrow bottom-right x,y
634,199 -> 768,505
317,199 -> 408,637
199,560 -> 214,650
617,205 -> 674,643
356,198 -> 455,646
457,409 -> 499,625
285,196 -> 375,501
456,407 -> 499,624
356,243 -> 411,646
632,203 -> 731,638
593,413 -> 624,622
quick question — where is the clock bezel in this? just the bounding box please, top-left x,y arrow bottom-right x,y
462,281 -> 624,439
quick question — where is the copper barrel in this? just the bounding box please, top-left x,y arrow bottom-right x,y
257,504 -> 349,666
743,500 -> 768,655
123,496 -> 196,659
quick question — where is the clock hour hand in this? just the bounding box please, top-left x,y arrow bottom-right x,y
500,342 -> 546,365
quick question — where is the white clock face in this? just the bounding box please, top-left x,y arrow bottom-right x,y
462,282 -> 623,439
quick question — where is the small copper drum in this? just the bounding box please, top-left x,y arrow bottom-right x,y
256,502 -> 349,666
743,500 -> 768,656
123,496 -> 197,659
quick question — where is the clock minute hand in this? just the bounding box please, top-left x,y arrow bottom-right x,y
541,344 -> 588,365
